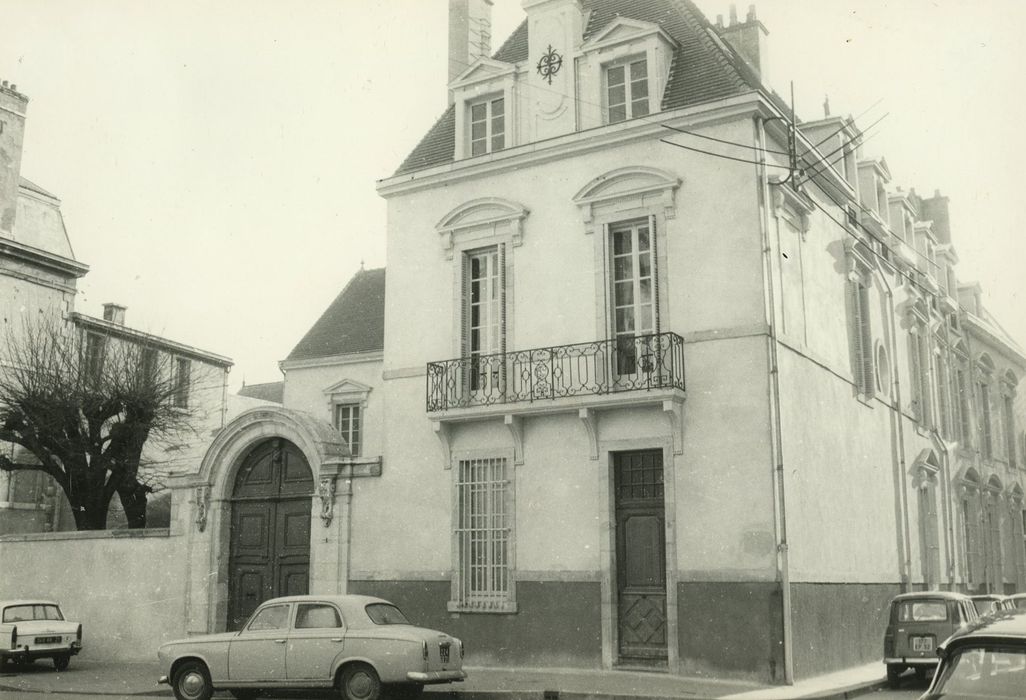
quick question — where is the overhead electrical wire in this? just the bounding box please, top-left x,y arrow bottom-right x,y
659,138 -> 792,168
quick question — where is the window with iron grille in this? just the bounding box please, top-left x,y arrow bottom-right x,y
450,456 -> 514,612
334,403 -> 361,457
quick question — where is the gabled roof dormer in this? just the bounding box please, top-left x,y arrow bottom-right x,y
577,16 -> 678,130
450,57 -> 518,161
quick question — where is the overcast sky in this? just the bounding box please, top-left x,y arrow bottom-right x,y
2,0 -> 1024,386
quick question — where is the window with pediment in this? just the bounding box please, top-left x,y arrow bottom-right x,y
323,379 -> 371,457
448,57 -> 516,161
577,18 -> 676,130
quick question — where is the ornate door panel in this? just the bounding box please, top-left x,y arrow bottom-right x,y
614,450 -> 667,665
228,439 -> 313,630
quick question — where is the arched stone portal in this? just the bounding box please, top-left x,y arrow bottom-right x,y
227,438 -> 313,630
169,406 -> 354,634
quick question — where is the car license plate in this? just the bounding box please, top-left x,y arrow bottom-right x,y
911,636 -> 933,652
35,636 -> 61,644
439,643 -> 450,664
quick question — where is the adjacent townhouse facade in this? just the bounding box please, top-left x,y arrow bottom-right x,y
0,81 -> 233,533
160,0 -> 1025,686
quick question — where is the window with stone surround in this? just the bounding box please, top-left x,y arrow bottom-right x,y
333,404 -> 361,458
172,357 -> 191,409
449,454 -> 515,613
605,56 -> 649,124
468,96 -> 505,156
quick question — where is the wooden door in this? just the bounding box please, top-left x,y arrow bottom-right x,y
228,439 -> 313,630
614,450 -> 667,666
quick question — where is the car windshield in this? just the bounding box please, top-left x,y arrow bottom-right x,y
974,600 -> 999,615
2,604 -> 64,623
365,603 -> 410,625
898,600 -> 947,622
932,645 -> 1026,699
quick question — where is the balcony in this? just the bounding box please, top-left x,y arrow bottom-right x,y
426,332 -> 685,412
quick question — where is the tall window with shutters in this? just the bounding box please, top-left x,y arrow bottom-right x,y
908,321 -> 932,426
610,218 -> 657,377
463,246 -> 505,399
1002,392 -> 1017,469
979,380 -> 994,460
962,493 -> 980,587
849,278 -> 874,398
918,481 -> 941,587
450,455 -> 515,612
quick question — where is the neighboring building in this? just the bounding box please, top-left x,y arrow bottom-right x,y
238,381 -> 285,404
0,80 -> 89,533
164,0 -> 1025,686
0,82 -> 232,533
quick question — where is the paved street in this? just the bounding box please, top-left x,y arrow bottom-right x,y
861,670 -> 933,699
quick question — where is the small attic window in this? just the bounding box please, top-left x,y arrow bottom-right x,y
605,56 -> 649,124
469,96 -> 505,156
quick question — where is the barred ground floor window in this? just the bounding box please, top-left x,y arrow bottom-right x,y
450,455 -> 515,612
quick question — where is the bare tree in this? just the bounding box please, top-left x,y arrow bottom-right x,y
0,316 -> 199,530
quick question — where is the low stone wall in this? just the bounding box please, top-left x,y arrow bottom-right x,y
0,528 -> 188,663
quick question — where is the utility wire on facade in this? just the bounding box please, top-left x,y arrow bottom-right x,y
810,97 -> 884,148
658,138 -> 792,168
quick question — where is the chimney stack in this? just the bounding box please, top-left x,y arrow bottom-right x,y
919,189 -> 952,245
0,80 -> 28,235
103,303 -> 127,325
716,4 -> 771,88
448,0 -> 494,104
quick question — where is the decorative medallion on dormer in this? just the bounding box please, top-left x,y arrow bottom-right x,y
436,197 -> 529,259
572,166 -> 680,235
536,44 -> 563,84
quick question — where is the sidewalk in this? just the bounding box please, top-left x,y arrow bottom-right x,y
0,658 -> 887,700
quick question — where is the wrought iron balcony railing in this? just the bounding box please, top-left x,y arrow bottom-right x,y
426,332 -> 685,412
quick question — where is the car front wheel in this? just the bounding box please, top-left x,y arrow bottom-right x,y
340,663 -> 381,700
173,660 -> 214,700
53,654 -> 70,672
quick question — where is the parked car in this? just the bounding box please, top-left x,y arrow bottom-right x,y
919,610 -> 1026,700
883,591 -> 978,687
0,599 -> 83,670
970,594 -> 1014,616
157,594 -> 466,700
1007,593 -> 1026,611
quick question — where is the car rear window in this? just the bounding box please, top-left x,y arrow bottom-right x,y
897,600 -> 948,622
365,603 -> 410,625
2,605 -> 64,623
933,646 -> 1026,698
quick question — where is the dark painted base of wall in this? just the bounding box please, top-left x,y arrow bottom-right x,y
677,581 -> 785,684
348,579 -> 603,668
790,582 -> 901,679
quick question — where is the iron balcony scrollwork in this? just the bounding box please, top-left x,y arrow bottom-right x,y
426,332 -> 685,412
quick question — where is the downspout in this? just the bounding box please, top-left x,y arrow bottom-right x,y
879,272 -> 913,591
755,116 -> 793,685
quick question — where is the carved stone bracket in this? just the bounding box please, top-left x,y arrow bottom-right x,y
504,415 -> 524,466
433,421 -> 453,469
194,485 -> 210,532
318,477 -> 337,527
579,408 -> 598,460
663,398 -> 684,455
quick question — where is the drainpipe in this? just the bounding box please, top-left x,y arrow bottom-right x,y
755,115 -> 793,685
879,272 -> 913,591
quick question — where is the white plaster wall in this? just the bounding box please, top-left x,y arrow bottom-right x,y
0,531 -> 188,661
282,358 -> 383,458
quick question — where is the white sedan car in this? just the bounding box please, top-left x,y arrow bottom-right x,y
0,599 -> 83,670
157,594 -> 465,700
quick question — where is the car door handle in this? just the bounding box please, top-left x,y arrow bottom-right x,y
330,638 -> 343,643
274,639 -> 286,644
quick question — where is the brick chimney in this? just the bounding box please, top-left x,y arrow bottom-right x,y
103,303 -> 127,325
0,80 -> 28,235
919,189 -> 951,246
715,5 -> 770,88
448,0 -> 494,104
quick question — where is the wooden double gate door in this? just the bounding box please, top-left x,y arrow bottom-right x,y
615,450 -> 668,666
228,439 -> 313,630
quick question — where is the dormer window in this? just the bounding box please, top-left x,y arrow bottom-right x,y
606,57 -> 649,123
470,96 -> 505,156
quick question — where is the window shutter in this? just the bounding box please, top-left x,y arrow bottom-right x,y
649,214 -> 660,336
857,285 -> 873,395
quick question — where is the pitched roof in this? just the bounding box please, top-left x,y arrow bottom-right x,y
394,0 -> 759,176
286,267 -> 386,361
238,381 -> 284,403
